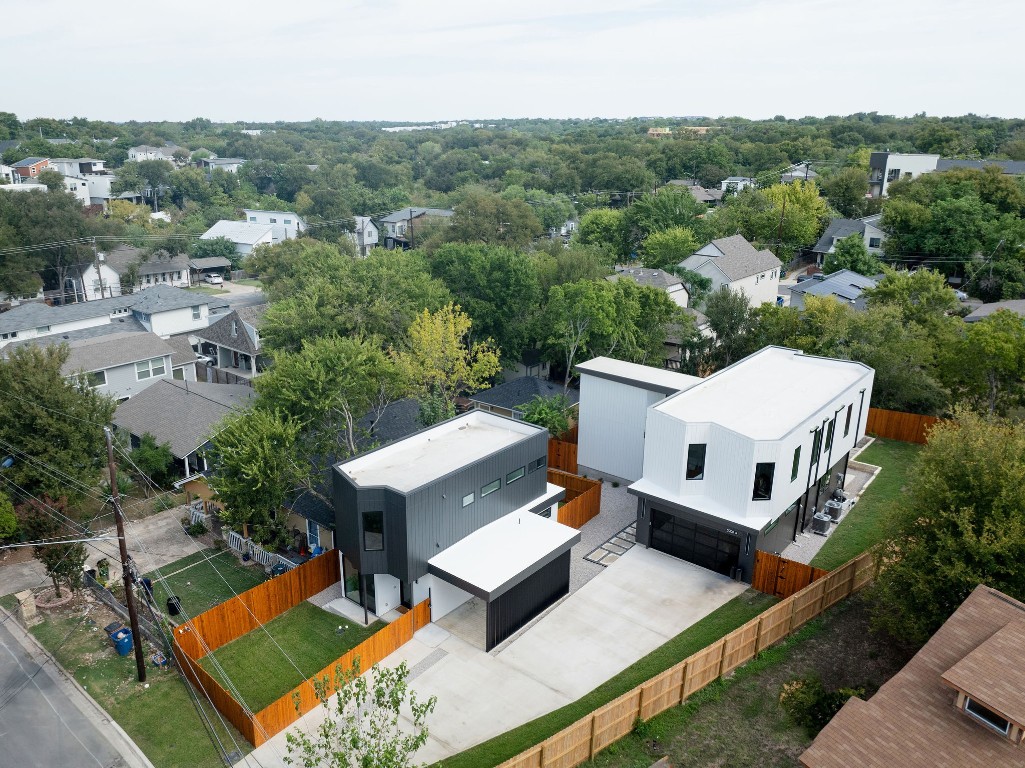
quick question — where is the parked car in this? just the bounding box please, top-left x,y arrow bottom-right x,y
203,273 -> 223,285
795,273 -> 826,283
953,289 -> 968,301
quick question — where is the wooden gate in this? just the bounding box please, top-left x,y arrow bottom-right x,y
751,551 -> 829,599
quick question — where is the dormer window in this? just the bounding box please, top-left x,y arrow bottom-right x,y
231,320 -> 238,337
963,697 -> 1011,736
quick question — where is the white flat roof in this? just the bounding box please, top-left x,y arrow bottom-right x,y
654,347 -> 871,440
337,411 -> 543,492
576,356 -> 702,394
428,492 -> 580,600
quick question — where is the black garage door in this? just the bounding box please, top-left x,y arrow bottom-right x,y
650,509 -> 740,576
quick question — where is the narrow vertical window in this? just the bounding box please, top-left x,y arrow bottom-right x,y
753,463 -> 775,501
686,444 -> 706,480
362,511 -> 384,551
791,446 -> 801,482
824,420 -> 835,452
843,404 -> 853,437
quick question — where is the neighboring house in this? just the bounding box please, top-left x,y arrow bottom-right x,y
348,216 -> 379,257
720,176 -> 755,193
0,163 -> 15,184
11,157 -> 49,179
61,175 -> 92,205
801,585 -> 1025,767
936,157 -> 1025,175
868,152 -> 941,197
127,145 -> 177,162
47,158 -> 107,176
193,305 -> 267,378
0,183 -> 48,196
631,347 -> 872,581
201,220 -> 279,256
809,215 -> 886,266
680,235 -> 782,308
47,158 -> 117,207
188,256 -> 233,282
242,209 -> 306,240
964,299 -> 1025,324
379,207 -> 454,249
0,285 -> 223,349
113,379 -> 255,478
67,247 -> 192,302
198,157 -> 245,174
607,266 -> 689,308
467,377 -> 579,421
333,410 -> 573,647
788,270 -> 879,311
9,327 -> 178,401
647,127 -> 673,138
577,357 -> 703,483
780,164 -> 818,184
503,348 -> 550,382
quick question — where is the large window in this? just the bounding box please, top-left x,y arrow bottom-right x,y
135,357 -> 166,380
686,444 -> 707,480
362,510 -> 383,551
843,404 -> 853,437
481,479 -> 501,497
791,446 -> 801,482
753,462 -> 775,500
964,697 -> 1011,735
506,467 -> 525,484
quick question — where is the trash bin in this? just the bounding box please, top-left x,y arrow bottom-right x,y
110,628 -> 133,656
269,563 -> 288,577
141,578 -> 154,597
166,596 -> 182,616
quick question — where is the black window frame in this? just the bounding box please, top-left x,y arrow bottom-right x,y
686,443 -> 707,481
362,510 -> 384,551
752,462 -> 775,501
843,404 -> 853,437
506,466 -> 525,485
791,446 -> 801,482
481,479 -> 501,497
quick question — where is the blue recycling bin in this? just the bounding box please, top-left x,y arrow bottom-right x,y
110,628 -> 133,657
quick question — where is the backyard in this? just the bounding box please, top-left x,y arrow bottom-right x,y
810,438 -> 922,570
144,548 -> 267,618
198,600 -> 384,712
585,594 -> 913,768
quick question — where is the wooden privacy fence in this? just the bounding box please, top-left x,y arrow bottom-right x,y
496,551 -> 877,768
548,469 -> 602,529
751,551 -> 829,599
548,438 -> 578,473
866,407 -> 939,444
170,551 -> 430,746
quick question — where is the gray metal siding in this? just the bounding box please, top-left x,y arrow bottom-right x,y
404,431 -> 548,582
486,551 -> 570,651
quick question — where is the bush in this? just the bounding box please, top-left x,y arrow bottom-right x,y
779,676 -> 863,736
186,521 -> 207,537
153,494 -> 182,512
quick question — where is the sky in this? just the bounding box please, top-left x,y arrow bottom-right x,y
4,0 -> 1023,123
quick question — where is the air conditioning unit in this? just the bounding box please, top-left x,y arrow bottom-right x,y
811,512 -> 831,535
823,499 -> 844,521
832,488 -> 849,503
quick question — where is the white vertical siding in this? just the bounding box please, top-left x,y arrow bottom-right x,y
578,374 -> 665,482
641,410 -> 690,497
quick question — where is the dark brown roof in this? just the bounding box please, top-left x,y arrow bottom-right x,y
800,586 -> 1025,768
941,621 -> 1025,728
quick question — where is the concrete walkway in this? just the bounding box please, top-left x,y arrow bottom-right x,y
242,546 -> 746,766
0,505 -> 202,597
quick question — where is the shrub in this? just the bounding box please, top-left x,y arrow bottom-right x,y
186,521 -> 208,537
779,676 -> 863,736
153,494 -> 181,512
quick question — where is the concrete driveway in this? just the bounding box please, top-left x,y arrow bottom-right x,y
243,546 -> 746,766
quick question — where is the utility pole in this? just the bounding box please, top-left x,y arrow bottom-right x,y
104,427 -> 147,682
775,194 -> 787,261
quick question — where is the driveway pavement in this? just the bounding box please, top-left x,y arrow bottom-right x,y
242,546 -> 747,766
0,506 -> 201,597
0,607 -> 154,768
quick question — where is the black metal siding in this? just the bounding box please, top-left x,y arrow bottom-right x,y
486,550 -> 569,651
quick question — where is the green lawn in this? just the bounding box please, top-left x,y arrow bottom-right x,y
198,601 -> 384,712
144,549 -> 267,619
810,439 -> 923,570
235,278 -> 264,288
29,610 -> 248,768
439,589 -> 777,768
185,285 -> 229,295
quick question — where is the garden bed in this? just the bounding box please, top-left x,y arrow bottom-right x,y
197,601 -> 384,712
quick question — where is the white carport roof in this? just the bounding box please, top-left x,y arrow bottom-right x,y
428,485 -> 579,601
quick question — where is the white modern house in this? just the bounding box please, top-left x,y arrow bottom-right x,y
332,411 -> 573,649
679,235 -> 782,308
868,152 -> 941,198
198,157 -> 245,174
242,209 -> 306,240
127,145 -> 178,163
201,220 -> 279,256
348,216 -> 379,257
607,266 -> 689,308
578,348 -> 874,582
720,176 -> 755,194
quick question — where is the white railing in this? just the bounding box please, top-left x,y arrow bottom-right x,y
247,542 -> 277,567
226,529 -> 247,554
224,529 -> 298,572
189,505 -> 208,527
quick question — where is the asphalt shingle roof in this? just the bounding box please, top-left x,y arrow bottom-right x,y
99,245 -> 189,277
188,257 -> 232,270
468,377 -> 579,412
165,335 -> 199,367
683,234 -> 782,282
811,218 -> 866,254
964,299 -> 1025,323
936,158 -> 1025,175
61,332 -> 175,375
379,207 -> 454,223
112,379 -> 254,458
789,269 -> 879,309
193,306 -> 266,355
607,267 -> 684,291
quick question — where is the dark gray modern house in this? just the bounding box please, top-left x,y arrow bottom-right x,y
333,411 -> 576,650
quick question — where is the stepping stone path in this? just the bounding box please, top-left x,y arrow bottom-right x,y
584,522 -> 637,566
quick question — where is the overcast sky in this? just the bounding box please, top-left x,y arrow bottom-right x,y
5,0 -> 1022,123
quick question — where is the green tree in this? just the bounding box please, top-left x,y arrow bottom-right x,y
712,182 -> 828,259
702,287 -> 753,370
519,395 -> 571,439
36,169 -> 67,193
542,280 -> 618,388
0,491 -> 16,541
446,189 -> 543,249
206,409 -> 304,541
0,346 -> 115,500
871,409 -> 1025,646
862,267 -> 960,327
129,433 -> 176,491
824,233 -> 881,276
284,660 -> 436,768
626,187 -> 706,246
641,226 -> 700,271
575,208 -> 630,258
19,497 -> 87,598
944,309 -> 1025,415
500,186 -> 575,233
392,304 -> 501,425
821,167 -> 869,218
191,236 -> 241,269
